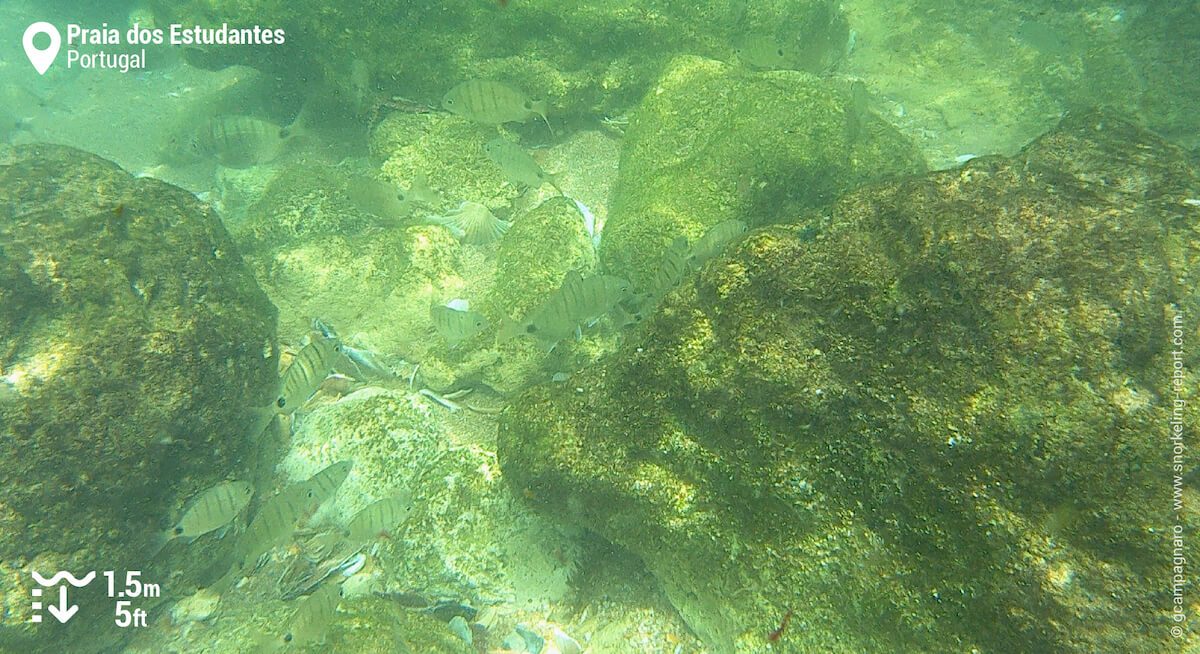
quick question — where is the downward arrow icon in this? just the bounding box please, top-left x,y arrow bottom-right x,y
46,586 -> 77,623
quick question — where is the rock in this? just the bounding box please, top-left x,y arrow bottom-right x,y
600,55 -> 925,288
0,144 -> 276,653
170,589 -> 221,624
233,160 -> 463,360
498,110 -> 1199,653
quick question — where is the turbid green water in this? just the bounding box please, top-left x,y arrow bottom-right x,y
0,1 -> 1197,653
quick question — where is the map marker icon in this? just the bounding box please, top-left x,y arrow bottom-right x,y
23,22 -> 61,75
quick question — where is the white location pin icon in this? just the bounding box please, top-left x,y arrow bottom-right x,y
23,22 -> 61,75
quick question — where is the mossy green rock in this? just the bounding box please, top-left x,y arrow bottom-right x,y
235,160 -> 462,355
0,145 -> 277,653
600,55 -> 925,287
498,111 -> 1199,653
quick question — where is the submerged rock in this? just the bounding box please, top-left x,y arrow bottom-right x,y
499,111 -> 1200,653
0,144 -> 277,653
600,55 -> 925,289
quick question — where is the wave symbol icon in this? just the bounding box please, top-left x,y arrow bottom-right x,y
31,571 -> 95,587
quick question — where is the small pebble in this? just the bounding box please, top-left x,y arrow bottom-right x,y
170,588 -> 220,624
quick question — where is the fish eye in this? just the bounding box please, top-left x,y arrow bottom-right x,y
527,325 -> 538,333
276,396 -> 287,408
283,633 -> 293,643
524,101 -> 532,109
777,48 -> 784,57
173,526 -> 184,535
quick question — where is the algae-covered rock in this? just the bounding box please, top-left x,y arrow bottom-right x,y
371,112 -> 518,212
234,159 -> 464,355
600,54 -> 925,287
0,144 -> 277,653
498,111 -> 1200,653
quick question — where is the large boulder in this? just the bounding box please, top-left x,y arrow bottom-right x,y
599,55 -> 925,287
498,111 -> 1200,653
0,145 -> 277,653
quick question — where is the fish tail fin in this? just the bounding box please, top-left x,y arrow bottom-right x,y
280,99 -> 316,141
549,174 -> 566,196
530,99 -> 553,135
147,530 -> 172,559
245,406 -> 277,442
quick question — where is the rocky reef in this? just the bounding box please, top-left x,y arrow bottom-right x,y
498,110 -> 1200,653
0,145 -> 277,653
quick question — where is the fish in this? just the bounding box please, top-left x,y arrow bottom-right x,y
515,624 -> 545,653
442,80 -> 549,129
688,219 -> 748,267
403,174 -> 441,205
338,344 -> 396,381
189,115 -> 291,168
305,460 -> 354,503
734,34 -> 795,70
424,599 -> 478,623
231,461 -> 353,571
153,480 -> 253,554
427,201 -> 510,245
558,270 -> 630,325
484,138 -> 559,191
345,175 -> 412,221
431,302 -> 490,347
231,482 -> 320,572
767,608 -> 794,642
272,581 -> 342,650
643,236 -> 690,302
499,271 -> 630,350
344,494 -> 415,542
275,336 -> 343,415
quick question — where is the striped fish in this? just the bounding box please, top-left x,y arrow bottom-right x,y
190,115 -> 289,168
231,461 -> 352,570
153,480 -> 253,554
344,494 -> 415,542
635,236 -> 690,309
442,80 -> 549,129
558,270 -> 631,325
499,271 -> 630,350
231,482 -> 318,570
431,303 -> 489,347
689,219 -> 748,267
484,138 -> 558,190
270,581 -> 342,650
275,337 -> 343,415
305,460 -> 353,504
